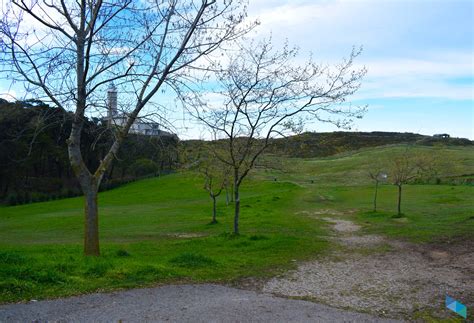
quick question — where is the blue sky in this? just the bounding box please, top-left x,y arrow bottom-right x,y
242,0 -> 473,139
1,0 -> 472,139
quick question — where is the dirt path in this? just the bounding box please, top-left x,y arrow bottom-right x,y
263,210 -> 474,320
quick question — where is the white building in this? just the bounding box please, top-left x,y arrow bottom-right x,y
104,84 -> 177,138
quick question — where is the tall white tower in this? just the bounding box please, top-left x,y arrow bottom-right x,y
107,83 -> 118,124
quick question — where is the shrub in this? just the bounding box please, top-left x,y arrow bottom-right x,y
0,251 -> 28,265
84,261 -> 113,277
0,279 -> 35,295
391,213 -> 405,219
23,192 -> 31,204
169,252 -> 217,268
15,192 -> 25,205
130,158 -> 159,177
249,234 -> 269,241
6,193 -> 18,206
116,249 -> 131,257
30,269 -> 67,284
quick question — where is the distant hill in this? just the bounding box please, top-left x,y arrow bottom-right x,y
266,131 -> 473,158
262,145 -> 474,186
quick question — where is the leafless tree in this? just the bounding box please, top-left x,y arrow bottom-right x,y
368,169 -> 387,212
390,148 -> 433,215
224,175 -> 232,205
187,39 -> 367,234
0,0 -> 253,255
201,159 -> 226,224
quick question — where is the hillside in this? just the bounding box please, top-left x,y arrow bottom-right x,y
258,145 -> 474,186
0,172 -> 328,303
0,144 -> 472,307
266,131 -> 473,158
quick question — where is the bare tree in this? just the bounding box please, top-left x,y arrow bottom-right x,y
368,169 -> 387,212
201,160 -> 226,224
188,39 -> 366,234
224,175 -> 232,205
390,148 -> 432,215
1,0 -> 253,255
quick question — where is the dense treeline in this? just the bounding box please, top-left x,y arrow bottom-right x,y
0,99 -> 179,205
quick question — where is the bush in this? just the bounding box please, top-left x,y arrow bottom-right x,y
84,261 -> 113,277
15,192 -> 25,205
169,252 -> 217,268
249,234 -> 269,241
30,192 -> 49,203
130,158 -> 159,177
116,249 -> 131,257
0,251 -> 28,265
0,279 -> 35,295
23,192 -> 31,204
6,193 -> 18,206
66,188 -> 76,197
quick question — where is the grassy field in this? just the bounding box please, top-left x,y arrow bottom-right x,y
1,144 -> 473,303
260,145 -> 474,242
0,173 -> 329,303
261,145 -> 474,186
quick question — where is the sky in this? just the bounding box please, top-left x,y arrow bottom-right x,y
1,0 -> 473,139
242,0 -> 473,139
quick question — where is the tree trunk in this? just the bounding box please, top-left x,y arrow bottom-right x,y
225,184 -> 230,206
84,185 -> 100,256
212,195 -> 217,223
373,180 -> 378,212
233,184 -> 240,235
397,184 -> 402,215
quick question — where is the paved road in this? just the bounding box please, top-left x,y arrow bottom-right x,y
0,284 -> 402,322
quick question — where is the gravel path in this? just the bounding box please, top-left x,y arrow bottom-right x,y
0,284 -> 401,322
2,211 -> 470,321
263,211 -> 474,320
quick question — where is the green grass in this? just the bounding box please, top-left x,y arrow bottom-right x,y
259,145 -> 474,186
0,172 -> 328,303
258,144 -> 474,242
301,184 -> 474,242
1,144 -> 473,304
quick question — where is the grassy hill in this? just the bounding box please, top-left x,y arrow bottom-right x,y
266,131 -> 473,158
1,144 -> 473,303
259,144 -> 474,185
257,144 -> 474,242
0,173 -> 329,303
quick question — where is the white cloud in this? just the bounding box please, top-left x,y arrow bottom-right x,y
1,1 -> 74,47
246,0 -> 473,101
361,53 -> 473,79
353,53 -> 473,101
0,88 -> 17,101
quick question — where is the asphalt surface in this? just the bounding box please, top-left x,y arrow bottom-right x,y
0,284 -> 402,322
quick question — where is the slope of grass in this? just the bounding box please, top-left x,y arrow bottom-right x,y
0,172 -> 328,303
300,184 -> 474,242
259,145 -> 474,186
1,144 -> 473,304
258,145 -> 474,242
